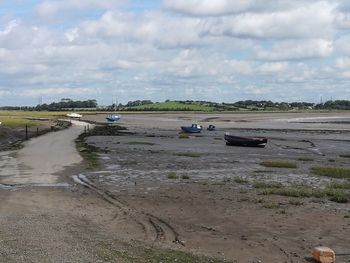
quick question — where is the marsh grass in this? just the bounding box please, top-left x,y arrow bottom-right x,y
340,154 -> 350,158
298,157 -> 314,162
178,133 -> 189,139
260,187 -> 325,198
260,160 -> 297,168
253,181 -> 283,189
233,177 -> 248,184
260,185 -> 349,203
76,143 -> 99,169
311,166 -> 350,179
324,189 -> 350,203
167,172 -> 178,179
181,174 -> 190,179
326,181 -> 350,189
263,203 -> 281,209
174,152 -> 201,158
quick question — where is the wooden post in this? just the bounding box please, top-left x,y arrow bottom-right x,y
84,126 -> 87,133
37,127 -> 39,136
25,125 -> 28,140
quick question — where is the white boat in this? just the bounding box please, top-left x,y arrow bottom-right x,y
66,113 -> 82,118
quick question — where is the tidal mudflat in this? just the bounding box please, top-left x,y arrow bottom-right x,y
1,112 -> 350,262
78,112 -> 350,262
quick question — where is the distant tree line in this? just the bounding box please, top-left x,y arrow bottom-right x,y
1,99 -> 350,111
314,100 -> 350,110
34,98 -> 98,111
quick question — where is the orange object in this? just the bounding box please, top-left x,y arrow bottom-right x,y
312,246 -> 336,263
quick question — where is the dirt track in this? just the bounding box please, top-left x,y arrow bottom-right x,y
1,112 -> 350,262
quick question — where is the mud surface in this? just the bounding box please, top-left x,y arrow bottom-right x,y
1,112 -> 350,262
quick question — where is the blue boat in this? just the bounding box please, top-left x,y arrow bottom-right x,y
106,114 -> 120,122
181,124 -> 202,133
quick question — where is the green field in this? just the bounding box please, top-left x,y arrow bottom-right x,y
128,102 -> 215,111
0,117 -> 42,127
0,111 -> 66,118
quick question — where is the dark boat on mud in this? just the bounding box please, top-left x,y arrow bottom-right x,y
224,133 -> 268,147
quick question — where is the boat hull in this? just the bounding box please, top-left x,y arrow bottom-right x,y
224,134 -> 267,148
181,126 -> 202,133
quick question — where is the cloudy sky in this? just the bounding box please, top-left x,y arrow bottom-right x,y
1,0 -> 350,106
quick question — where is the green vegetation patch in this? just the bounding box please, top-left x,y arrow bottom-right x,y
0,117 -> 40,127
298,157 -> 314,162
174,152 -> 201,158
128,101 -> 215,112
311,166 -> 350,179
325,189 -> 350,203
178,133 -> 190,139
261,187 -> 325,198
327,181 -> 350,189
167,172 -> 178,179
340,154 -> 350,158
233,177 -> 248,184
253,181 -> 283,189
260,160 -> 297,168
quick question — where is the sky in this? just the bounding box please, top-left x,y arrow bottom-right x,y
0,0 -> 350,106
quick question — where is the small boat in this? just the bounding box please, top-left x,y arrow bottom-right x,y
224,133 -> 267,147
106,114 -> 120,122
66,113 -> 82,118
207,125 -> 216,131
181,124 -> 202,133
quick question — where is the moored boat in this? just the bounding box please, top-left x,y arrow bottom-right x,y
224,133 -> 267,147
106,114 -> 120,122
181,124 -> 202,133
66,113 -> 82,118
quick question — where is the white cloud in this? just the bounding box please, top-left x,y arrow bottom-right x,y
334,57 -> 350,68
199,2 -> 335,40
255,39 -> 333,60
259,62 -> 289,74
163,0 -> 326,16
0,1 -> 349,105
35,0 -> 125,18
335,35 -> 350,55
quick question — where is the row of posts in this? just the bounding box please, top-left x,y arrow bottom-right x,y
25,125 -> 40,140
24,124 -> 90,140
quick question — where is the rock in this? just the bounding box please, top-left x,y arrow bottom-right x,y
312,246 -> 335,263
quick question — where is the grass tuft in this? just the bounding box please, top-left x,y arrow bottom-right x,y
260,160 -> 297,168
253,181 -> 283,189
167,172 -> 178,179
298,157 -> 314,162
233,177 -> 248,184
181,174 -> 190,180
311,166 -> 350,179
